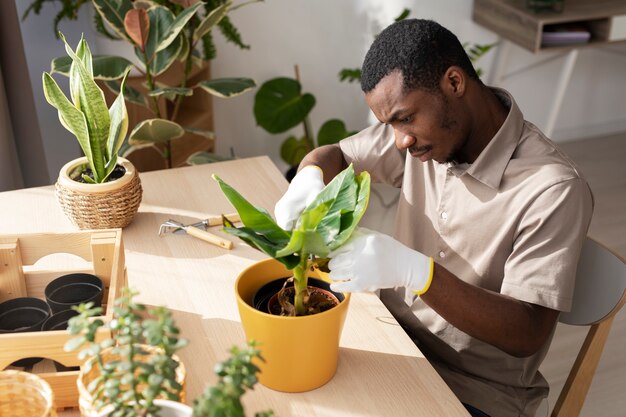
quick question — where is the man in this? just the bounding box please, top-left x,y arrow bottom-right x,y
274,19 -> 593,417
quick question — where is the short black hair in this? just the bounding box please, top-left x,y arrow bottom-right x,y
361,19 -> 480,94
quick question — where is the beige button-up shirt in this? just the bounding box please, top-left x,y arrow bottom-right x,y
339,88 -> 593,417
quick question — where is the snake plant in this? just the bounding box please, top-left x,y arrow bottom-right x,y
42,33 -> 129,184
213,164 -> 370,316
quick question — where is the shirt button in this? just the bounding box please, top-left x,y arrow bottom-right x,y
439,251 -> 446,259
441,211 -> 448,220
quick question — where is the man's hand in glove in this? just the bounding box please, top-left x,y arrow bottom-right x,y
274,165 -> 325,230
329,228 -> 434,294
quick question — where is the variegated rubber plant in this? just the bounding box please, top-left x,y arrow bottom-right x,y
48,0 -> 259,169
213,164 -> 370,316
43,34 -> 129,184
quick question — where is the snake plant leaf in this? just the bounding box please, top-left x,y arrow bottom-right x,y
52,56 -> 135,81
196,78 -> 256,98
42,72 -> 95,174
93,0 -> 134,42
124,8 -> 150,51
104,80 -> 145,106
148,87 -> 193,100
104,70 -> 129,179
144,6 -> 183,76
317,119 -> 356,147
155,1 -> 203,53
280,135 -> 310,168
129,119 -> 185,145
60,33 -> 110,182
253,77 -> 316,134
212,174 -> 290,244
193,1 -> 232,43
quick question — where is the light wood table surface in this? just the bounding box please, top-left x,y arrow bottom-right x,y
0,156 -> 469,417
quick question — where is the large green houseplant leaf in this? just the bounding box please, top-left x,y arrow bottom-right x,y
213,164 -> 370,316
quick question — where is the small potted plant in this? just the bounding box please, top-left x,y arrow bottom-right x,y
65,288 -> 188,417
67,288 -> 274,417
43,33 -> 142,229
213,164 -> 370,391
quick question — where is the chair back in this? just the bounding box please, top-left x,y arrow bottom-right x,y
550,237 -> 626,417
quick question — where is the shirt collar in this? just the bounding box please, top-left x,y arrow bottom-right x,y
447,88 -> 524,190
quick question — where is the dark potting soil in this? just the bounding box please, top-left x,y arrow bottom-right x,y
72,165 -> 126,183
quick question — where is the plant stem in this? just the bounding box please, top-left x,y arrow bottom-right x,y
293,255 -> 310,316
142,50 -> 171,169
294,64 -> 315,152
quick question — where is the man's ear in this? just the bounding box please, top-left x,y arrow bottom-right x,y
442,66 -> 465,97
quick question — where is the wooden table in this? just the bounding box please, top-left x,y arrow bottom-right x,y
0,156 -> 469,416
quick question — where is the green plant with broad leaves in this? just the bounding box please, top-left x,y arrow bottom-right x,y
65,288 -> 188,416
253,73 -> 357,178
191,341 -> 275,417
48,0 -> 259,169
42,33 -> 129,184
213,164 -> 370,316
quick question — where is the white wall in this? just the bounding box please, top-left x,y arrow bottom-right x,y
16,0 -> 626,181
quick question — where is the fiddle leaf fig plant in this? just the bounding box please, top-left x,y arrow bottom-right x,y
42,33 -> 129,184
213,164 -> 370,316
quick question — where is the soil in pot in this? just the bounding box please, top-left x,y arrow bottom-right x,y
254,277 -> 344,316
41,309 -> 80,371
70,164 -> 126,184
0,297 -> 50,367
45,273 -> 103,314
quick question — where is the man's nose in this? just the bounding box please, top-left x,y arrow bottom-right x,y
395,130 -> 416,150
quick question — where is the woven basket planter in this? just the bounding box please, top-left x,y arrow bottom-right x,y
0,370 -> 57,417
56,157 -> 142,229
77,345 -> 186,417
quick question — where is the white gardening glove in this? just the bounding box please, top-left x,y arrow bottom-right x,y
328,228 -> 434,294
274,165 -> 325,230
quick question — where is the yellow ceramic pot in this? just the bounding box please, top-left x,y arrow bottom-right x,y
235,258 -> 350,392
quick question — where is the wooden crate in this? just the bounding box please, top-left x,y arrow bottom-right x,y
0,229 -> 126,409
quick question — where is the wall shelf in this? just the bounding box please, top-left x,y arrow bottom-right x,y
472,0 -> 626,53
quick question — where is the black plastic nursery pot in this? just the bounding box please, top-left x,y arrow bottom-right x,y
44,273 -> 103,314
253,277 -> 344,314
0,297 -> 51,367
41,309 -> 80,371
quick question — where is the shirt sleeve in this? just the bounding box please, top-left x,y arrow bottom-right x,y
501,178 -> 594,311
339,123 -> 405,187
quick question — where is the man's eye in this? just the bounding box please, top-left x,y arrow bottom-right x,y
400,116 -> 413,124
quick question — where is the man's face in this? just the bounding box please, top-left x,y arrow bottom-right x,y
365,70 -> 466,164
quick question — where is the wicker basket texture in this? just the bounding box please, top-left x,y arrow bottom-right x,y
0,370 -> 57,417
55,173 -> 142,229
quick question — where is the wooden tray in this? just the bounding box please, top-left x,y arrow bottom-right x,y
0,229 -> 126,409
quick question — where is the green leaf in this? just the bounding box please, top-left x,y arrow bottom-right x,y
93,0 -> 134,42
193,1 -> 232,43
223,225 -> 300,270
104,70 -> 129,179
280,135 -> 310,167
128,118 -> 185,145
104,80 -> 145,106
148,87 -> 193,100
330,170 -> 371,249
144,6 -> 183,76
253,77 -> 315,134
196,78 -> 256,98
212,174 -> 290,244
338,68 -> 361,83
186,151 -> 230,165
156,1 -> 203,53
317,119 -> 353,146
42,72 -> 95,174
183,127 -> 215,139
52,55 -> 135,80
60,33 -> 111,182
